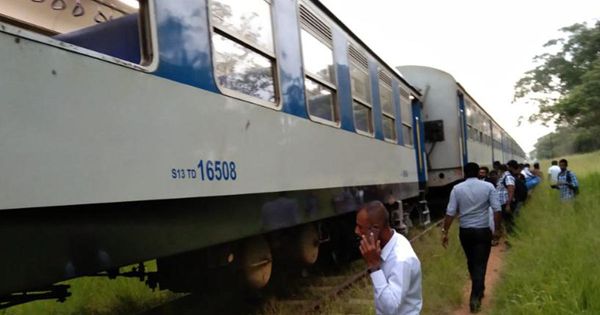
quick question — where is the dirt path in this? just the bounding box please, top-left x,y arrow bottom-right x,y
453,242 -> 507,315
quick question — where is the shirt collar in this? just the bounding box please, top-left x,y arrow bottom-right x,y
380,230 -> 399,261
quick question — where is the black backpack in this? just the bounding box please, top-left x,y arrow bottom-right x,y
566,171 -> 580,195
503,174 -> 528,202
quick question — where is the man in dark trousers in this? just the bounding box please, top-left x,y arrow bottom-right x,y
442,162 -> 501,313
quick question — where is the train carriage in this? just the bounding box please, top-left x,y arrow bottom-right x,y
0,0 -> 428,302
397,66 -> 526,189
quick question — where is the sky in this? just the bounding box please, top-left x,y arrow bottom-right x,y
320,0 -> 600,155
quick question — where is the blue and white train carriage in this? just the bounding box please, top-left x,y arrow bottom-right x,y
397,66 -> 527,189
0,0 -> 428,301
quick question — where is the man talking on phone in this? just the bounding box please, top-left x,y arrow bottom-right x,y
355,201 -> 422,315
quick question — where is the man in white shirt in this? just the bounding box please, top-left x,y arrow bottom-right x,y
548,160 -> 561,184
521,163 -> 534,179
355,201 -> 422,315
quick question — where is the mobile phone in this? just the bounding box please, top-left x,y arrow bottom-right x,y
368,226 -> 380,239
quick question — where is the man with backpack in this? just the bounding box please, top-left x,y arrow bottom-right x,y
496,160 -> 523,234
552,159 -> 579,201
512,165 -> 529,217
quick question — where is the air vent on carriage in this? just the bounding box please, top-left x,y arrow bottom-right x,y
299,5 -> 332,43
379,70 -> 392,87
348,44 -> 368,69
399,87 -> 410,98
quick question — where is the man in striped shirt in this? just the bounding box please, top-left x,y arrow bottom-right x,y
496,160 -> 518,234
552,159 -> 579,201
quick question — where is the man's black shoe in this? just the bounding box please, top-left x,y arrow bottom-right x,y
469,300 -> 481,313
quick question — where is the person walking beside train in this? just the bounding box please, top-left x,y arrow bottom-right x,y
551,159 -> 579,201
355,201 -> 422,315
478,166 -> 498,239
442,162 -> 501,313
532,162 -> 543,179
548,160 -> 561,184
496,160 -> 517,234
478,166 -> 496,185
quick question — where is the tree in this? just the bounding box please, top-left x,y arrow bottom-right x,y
517,21 -> 600,157
514,21 -> 600,127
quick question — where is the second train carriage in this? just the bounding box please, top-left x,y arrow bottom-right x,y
397,66 -> 527,188
0,0 -> 428,300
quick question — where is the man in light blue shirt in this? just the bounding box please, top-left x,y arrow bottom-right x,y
442,162 -> 501,313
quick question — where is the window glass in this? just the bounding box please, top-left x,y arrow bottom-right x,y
213,33 -> 275,102
211,0 -> 274,53
383,116 -> 396,140
350,66 -> 371,103
403,125 -> 413,146
380,84 -> 394,115
466,102 -> 473,124
400,97 -> 412,125
353,101 -> 372,133
301,30 -> 334,84
305,78 -> 335,121
2,1 -> 149,65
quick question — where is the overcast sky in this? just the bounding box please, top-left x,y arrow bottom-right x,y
320,0 -> 600,154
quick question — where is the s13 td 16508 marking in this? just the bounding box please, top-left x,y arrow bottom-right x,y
171,160 -> 237,181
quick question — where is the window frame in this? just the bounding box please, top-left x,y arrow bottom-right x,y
399,87 -> 413,147
208,0 -> 281,109
378,69 -> 396,143
0,0 -> 158,72
298,5 -> 339,127
348,43 -> 374,136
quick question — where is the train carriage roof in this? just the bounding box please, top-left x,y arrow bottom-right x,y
456,81 -> 524,152
310,0 -> 422,98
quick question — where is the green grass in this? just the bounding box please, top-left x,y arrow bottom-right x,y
490,151 -> 600,315
0,261 -> 180,315
418,226 -> 468,315
311,224 -> 468,315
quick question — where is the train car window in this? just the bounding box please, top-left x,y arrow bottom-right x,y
0,0 -> 153,67
210,0 -> 278,105
353,101 -> 372,133
379,69 -> 396,142
348,44 -> 373,134
299,5 -> 338,124
399,87 -> 413,146
465,101 -> 473,125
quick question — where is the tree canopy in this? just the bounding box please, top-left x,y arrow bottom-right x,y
515,21 -> 600,157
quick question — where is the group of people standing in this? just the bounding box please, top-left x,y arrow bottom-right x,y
442,158 -> 579,313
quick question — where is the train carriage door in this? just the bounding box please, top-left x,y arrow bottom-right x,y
412,98 -> 427,187
457,92 -> 468,168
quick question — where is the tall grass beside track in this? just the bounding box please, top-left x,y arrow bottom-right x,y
491,151 -> 600,314
0,261 -> 179,315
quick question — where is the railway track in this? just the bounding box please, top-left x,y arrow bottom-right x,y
140,219 -> 443,315
292,219 -> 444,314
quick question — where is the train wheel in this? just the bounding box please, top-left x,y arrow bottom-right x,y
296,224 -> 320,265
240,236 -> 272,289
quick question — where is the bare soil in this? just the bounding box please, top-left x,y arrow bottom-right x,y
453,241 -> 507,315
